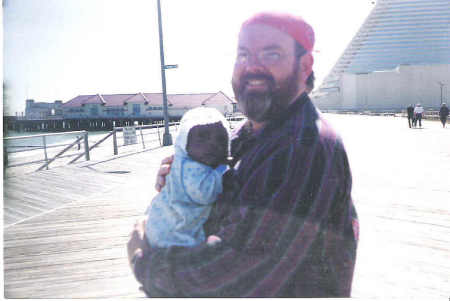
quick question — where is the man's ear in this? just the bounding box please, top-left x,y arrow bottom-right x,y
299,53 -> 313,85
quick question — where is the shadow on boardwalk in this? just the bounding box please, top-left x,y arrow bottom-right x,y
3,114 -> 450,298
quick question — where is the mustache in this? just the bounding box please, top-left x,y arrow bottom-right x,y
239,72 -> 275,85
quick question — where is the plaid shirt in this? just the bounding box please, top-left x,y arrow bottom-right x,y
133,93 -> 358,297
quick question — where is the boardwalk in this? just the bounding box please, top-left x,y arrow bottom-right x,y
3,114 -> 450,298
331,114 -> 450,299
4,147 -> 169,298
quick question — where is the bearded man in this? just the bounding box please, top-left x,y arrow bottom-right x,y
127,12 -> 358,297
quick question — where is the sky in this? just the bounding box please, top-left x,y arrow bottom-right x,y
3,0 -> 374,116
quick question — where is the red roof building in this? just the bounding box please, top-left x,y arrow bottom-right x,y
61,91 -> 235,119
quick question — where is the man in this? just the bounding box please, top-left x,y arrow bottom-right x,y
407,104 -> 414,128
413,103 -> 424,128
128,12 -> 358,297
439,103 -> 449,128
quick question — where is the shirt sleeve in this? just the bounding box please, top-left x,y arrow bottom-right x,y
134,140 -> 357,297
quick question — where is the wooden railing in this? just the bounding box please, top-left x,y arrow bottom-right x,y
3,131 -> 90,171
4,115 -> 246,172
68,122 -> 180,164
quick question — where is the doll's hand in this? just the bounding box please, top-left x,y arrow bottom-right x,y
206,235 -> 222,246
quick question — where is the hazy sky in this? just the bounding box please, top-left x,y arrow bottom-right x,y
3,0 -> 374,115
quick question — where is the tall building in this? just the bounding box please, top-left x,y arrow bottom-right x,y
313,0 -> 450,111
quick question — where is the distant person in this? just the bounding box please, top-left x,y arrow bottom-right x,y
406,104 -> 414,128
144,107 -> 229,248
413,103 -> 424,128
305,70 -> 315,94
439,103 -> 449,128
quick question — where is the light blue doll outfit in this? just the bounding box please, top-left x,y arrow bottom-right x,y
145,107 -> 230,248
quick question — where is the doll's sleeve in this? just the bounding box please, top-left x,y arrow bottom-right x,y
182,160 -> 223,206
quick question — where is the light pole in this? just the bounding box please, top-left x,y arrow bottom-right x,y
437,81 -> 446,106
157,0 -> 177,146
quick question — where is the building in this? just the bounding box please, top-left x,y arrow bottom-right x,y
25,99 -> 63,120
13,91 -> 236,132
313,0 -> 450,111
61,91 -> 235,120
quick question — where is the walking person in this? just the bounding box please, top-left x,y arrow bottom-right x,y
439,103 -> 449,128
413,103 -> 424,128
407,104 -> 414,128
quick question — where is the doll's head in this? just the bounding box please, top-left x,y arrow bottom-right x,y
186,121 -> 229,168
175,107 -> 230,168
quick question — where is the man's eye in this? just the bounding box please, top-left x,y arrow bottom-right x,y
237,52 -> 249,63
262,52 -> 281,62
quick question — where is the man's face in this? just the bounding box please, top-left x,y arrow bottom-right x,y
186,122 -> 229,168
232,24 -> 307,122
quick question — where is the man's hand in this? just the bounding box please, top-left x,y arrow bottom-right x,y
127,216 -> 149,269
155,155 -> 174,192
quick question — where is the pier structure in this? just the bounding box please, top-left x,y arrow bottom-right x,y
8,91 -> 237,133
5,117 -> 158,133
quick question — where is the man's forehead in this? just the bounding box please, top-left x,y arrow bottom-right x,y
238,23 -> 295,48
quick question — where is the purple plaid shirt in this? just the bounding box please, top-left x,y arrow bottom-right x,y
133,93 -> 358,297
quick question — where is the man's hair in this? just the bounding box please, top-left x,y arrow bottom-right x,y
306,71 -> 315,89
294,42 -> 314,89
294,42 -> 307,59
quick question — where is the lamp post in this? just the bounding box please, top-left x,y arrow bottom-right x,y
437,81 -> 446,106
157,0 -> 177,146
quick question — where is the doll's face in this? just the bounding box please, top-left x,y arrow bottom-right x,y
186,122 -> 229,168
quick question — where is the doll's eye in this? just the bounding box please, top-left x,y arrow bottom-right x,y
198,130 -> 210,139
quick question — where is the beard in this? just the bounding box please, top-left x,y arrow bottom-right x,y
233,65 -> 301,123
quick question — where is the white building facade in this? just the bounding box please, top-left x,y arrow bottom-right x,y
313,0 -> 450,111
25,99 -> 63,120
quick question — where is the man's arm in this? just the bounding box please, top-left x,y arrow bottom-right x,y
131,141 -> 357,297
127,217 -> 149,279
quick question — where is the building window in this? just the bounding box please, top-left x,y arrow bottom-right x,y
90,106 -> 99,116
146,106 -> 163,111
133,104 -> 141,116
105,108 -> 125,117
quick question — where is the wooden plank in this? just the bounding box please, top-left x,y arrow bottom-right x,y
3,191 -> 69,211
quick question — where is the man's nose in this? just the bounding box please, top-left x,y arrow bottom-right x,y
243,55 -> 267,73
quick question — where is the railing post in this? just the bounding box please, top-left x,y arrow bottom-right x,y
140,126 -> 146,149
3,143 -> 8,169
43,136 -> 49,170
83,131 -> 90,161
157,124 -> 161,146
113,128 -> 118,155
